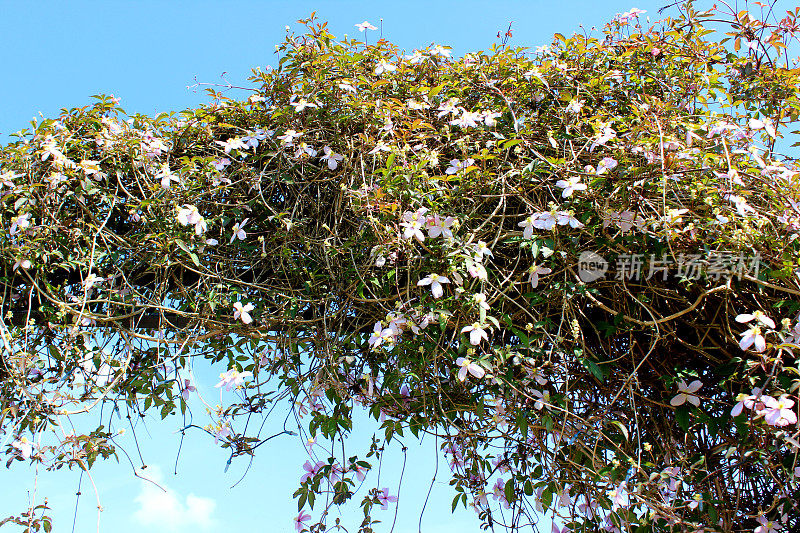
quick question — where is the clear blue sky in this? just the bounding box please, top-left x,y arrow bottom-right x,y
1,1 -> 667,531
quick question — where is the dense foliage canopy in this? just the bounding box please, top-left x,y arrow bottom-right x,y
2,2 -> 800,531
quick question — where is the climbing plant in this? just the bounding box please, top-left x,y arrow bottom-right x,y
2,2 -> 800,531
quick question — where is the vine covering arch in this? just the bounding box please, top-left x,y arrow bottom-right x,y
2,2 -> 800,531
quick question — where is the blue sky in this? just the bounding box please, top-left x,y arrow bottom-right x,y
1,1 -> 667,531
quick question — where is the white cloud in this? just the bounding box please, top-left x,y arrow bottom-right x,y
132,465 -> 217,532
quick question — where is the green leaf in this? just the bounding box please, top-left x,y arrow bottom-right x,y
524,478 -> 533,496
428,84 -> 446,98
504,479 -> 515,504
609,420 -> 629,441
675,406 -> 690,432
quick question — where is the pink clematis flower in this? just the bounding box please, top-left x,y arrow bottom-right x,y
735,311 -> 776,329
754,515 -> 783,533
556,211 -> 584,228
492,478 -> 510,508
352,462 -> 368,482
427,214 -> 456,239
456,357 -> 485,381
9,213 -> 32,235
527,265 -> 552,288
355,21 -> 377,31
445,158 -> 475,175
466,259 -> 488,281
417,274 -> 450,298
300,460 -> 325,483
762,395 -> 797,427
181,379 -> 197,401
731,387 -> 765,417
472,293 -> 490,310
233,301 -> 254,324
320,146 -> 344,170
533,211 -> 558,230
401,208 -> 429,242
473,241 -> 493,260
555,176 -> 587,197
739,325 -> 767,352
294,511 -> 311,532
609,481 -> 630,511
368,322 -> 395,350
212,158 -> 231,171
230,219 -> 248,243
12,437 -> 34,459
596,157 -> 618,175
461,323 -> 489,345
531,389 -> 551,410
670,380 -> 702,407
157,164 -> 180,189
215,368 -> 253,391
377,488 -> 398,509
374,59 -> 397,76
214,423 -> 232,444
